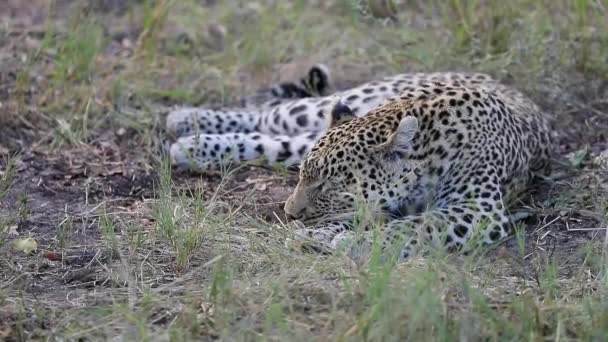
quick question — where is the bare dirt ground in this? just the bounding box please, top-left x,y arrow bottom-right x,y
1,1 -> 608,341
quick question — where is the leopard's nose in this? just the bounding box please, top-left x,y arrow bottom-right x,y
285,208 -> 305,221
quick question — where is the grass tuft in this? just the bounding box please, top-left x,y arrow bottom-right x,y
53,22 -> 104,83
0,154 -> 17,203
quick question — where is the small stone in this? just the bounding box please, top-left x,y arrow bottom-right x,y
206,23 -> 227,51
236,2 -> 262,22
593,149 -> 608,170
367,0 -> 398,20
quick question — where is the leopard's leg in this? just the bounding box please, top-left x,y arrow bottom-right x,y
164,97 -> 310,141
379,201 -> 511,259
298,167 -> 514,261
166,64 -> 332,138
166,94 -> 357,140
164,97 -> 332,171
168,90 -> 394,171
166,107 -> 261,138
299,201 -> 511,261
296,221 -> 354,247
286,221 -> 355,255
168,70 -> 404,140
169,131 -> 321,171
387,171 -> 514,259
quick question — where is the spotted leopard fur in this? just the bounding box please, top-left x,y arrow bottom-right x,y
283,79 -> 552,259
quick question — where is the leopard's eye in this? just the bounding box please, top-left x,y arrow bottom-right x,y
313,180 -> 326,191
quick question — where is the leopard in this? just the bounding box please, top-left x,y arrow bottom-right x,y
283,79 -> 553,259
165,65 -> 553,259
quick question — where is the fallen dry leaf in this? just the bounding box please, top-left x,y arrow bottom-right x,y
13,237 -> 38,254
245,177 -> 268,191
45,251 -> 62,261
7,225 -> 18,236
593,149 -> 608,170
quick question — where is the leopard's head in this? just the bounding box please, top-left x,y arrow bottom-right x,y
284,97 -> 419,224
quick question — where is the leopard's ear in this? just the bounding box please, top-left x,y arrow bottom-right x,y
305,64 -> 331,96
376,116 -> 418,156
325,96 -> 356,129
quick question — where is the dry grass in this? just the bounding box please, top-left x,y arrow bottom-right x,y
1,0 -> 608,340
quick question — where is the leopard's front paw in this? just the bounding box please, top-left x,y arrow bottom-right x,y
285,228 -> 334,255
330,230 -> 375,261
